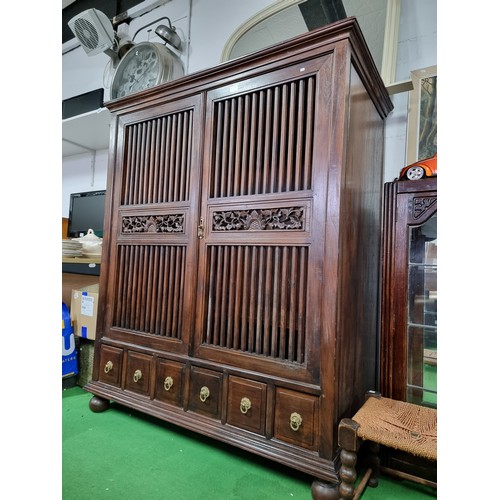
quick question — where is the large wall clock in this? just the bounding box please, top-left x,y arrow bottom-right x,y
111,41 -> 183,99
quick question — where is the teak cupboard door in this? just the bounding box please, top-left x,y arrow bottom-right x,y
193,56 -> 335,383
103,94 -> 204,354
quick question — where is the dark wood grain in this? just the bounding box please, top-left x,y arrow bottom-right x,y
86,17 -> 393,495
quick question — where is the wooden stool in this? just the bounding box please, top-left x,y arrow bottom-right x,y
337,391 -> 437,499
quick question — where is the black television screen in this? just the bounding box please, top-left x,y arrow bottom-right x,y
68,190 -> 106,238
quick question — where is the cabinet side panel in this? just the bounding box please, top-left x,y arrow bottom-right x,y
335,63 -> 385,421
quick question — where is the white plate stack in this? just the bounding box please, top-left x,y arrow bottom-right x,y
62,240 -> 83,257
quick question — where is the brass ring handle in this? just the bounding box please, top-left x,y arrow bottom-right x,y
104,361 -> 113,374
290,412 -> 303,432
240,397 -> 252,414
199,386 -> 210,402
164,376 -> 174,391
133,369 -> 142,383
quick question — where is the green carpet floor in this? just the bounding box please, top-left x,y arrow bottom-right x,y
63,386 -> 437,499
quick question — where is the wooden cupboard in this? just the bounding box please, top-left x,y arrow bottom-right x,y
85,18 -> 393,497
379,177 -> 437,483
380,177 -> 437,405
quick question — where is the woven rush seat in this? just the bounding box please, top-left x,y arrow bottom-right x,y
352,395 -> 437,461
337,392 -> 437,500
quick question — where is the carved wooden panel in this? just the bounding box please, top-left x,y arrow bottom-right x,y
212,206 -> 305,232
122,213 -> 185,234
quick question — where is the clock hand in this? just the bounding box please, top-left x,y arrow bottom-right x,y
130,60 -> 158,92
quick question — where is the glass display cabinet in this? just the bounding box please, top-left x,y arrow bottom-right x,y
380,177 -> 437,407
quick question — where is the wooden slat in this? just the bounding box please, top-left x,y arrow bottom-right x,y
203,245 -> 308,362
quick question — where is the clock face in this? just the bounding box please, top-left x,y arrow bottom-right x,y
111,43 -> 164,99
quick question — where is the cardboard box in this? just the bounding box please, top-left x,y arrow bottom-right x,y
70,284 -> 99,340
62,302 -> 78,378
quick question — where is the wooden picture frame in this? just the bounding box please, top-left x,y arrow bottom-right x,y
406,65 -> 437,164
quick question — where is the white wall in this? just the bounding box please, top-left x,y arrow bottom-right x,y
383,0 -> 437,182
62,150 -> 109,217
62,0 -> 437,213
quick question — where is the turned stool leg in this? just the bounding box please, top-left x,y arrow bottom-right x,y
338,418 -> 361,500
366,441 -> 380,487
339,448 -> 357,499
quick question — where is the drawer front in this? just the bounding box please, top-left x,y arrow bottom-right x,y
274,388 -> 318,451
227,376 -> 267,435
155,359 -> 185,406
124,351 -> 153,396
188,366 -> 223,419
97,345 -> 123,387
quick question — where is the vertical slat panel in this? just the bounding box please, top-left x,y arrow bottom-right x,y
220,101 -> 230,198
270,246 -> 281,357
168,114 -> 177,202
157,117 -> 166,203
296,246 -> 307,362
173,112 -> 182,201
113,245 -> 186,338
133,124 -> 143,204
209,75 -> 315,198
115,245 -> 126,326
247,246 -> 257,351
277,84 -> 288,192
159,246 -> 169,336
226,246 -> 236,347
220,246 -> 231,346
171,247 -> 181,335
270,86 -> 280,193
254,91 -> 265,194
205,248 -> 215,344
255,246 -> 266,354
247,94 -> 258,195
279,246 -> 289,359
240,246 -> 250,350
288,247 -> 298,361
286,82 -> 297,191
262,88 -> 273,194
143,246 -> 153,332
226,99 -> 236,197
148,246 -> 159,333
304,76 -> 315,190
240,95 -> 250,196
179,111 -> 188,201
162,115 -> 172,202
232,246 -> 243,350
262,246 -> 273,356
213,247 -> 223,345
124,125 -> 136,205
294,80 -> 305,191
233,97 -> 243,197
203,245 -> 308,363
142,121 -> 151,204
150,120 -> 160,204
213,104 -> 223,198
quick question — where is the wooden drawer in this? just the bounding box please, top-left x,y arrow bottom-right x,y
155,359 -> 185,406
97,345 -> 123,387
227,376 -> 267,435
124,351 -> 153,397
274,388 -> 319,451
188,366 -> 223,419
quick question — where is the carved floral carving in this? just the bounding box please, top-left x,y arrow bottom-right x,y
213,207 -> 304,231
412,197 -> 437,220
122,214 -> 184,233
